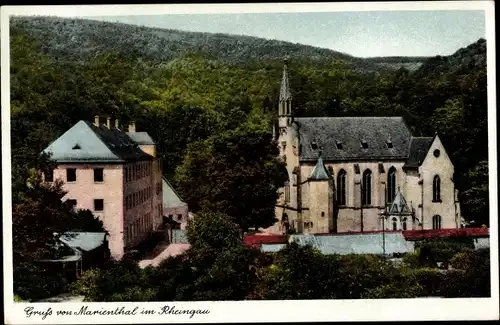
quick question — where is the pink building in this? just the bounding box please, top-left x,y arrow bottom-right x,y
42,116 -> 163,260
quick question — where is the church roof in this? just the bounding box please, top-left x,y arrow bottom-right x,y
309,156 -> 331,180
42,120 -> 154,163
279,60 -> 292,101
388,190 -> 413,215
404,137 -> 434,168
296,117 -> 412,161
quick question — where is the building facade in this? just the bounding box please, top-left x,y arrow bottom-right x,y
270,60 -> 462,235
42,116 -> 163,260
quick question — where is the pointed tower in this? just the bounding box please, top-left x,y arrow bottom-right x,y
278,58 -> 292,128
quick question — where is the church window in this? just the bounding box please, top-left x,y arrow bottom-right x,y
362,169 -> 372,206
392,218 -> 398,231
402,217 -> 407,230
337,170 -> 347,206
387,167 -> 397,203
284,181 -> 290,203
361,140 -> 368,149
433,149 -> 441,158
432,215 -> 442,229
433,175 -> 441,202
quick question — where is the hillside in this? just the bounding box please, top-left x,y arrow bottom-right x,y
10,16 -> 426,73
9,16 -> 488,225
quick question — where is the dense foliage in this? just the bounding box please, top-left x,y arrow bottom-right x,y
12,162 -> 105,301
71,237 -> 490,301
10,17 -> 490,301
10,17 -> 489,226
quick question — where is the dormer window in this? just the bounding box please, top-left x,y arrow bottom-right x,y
72,144 -> 81,150
386,140 -> 393,149
311,141 -> 318,150
361,140 -> 368,149
336,141 -> 343,150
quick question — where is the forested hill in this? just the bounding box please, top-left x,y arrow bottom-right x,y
10,16 -> 426,73
10,16 -> 488,225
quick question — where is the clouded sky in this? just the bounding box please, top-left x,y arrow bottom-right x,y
87,10 -> 485,58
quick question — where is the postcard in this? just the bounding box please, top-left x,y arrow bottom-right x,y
1,2 -> 498,324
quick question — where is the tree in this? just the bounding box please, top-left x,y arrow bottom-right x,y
175,127 -> 288,232
12,157 -> 105,301
186,211 -> 242,252
461,161 -> 489,226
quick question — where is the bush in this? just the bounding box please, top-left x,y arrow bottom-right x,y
404,267 -> 445,297
450,250 -> 474,269
441,248 -> 490,297
402,250 -> 420,268
415,238 -> 474,268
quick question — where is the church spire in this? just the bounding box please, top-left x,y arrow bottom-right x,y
279,58 -> 292,118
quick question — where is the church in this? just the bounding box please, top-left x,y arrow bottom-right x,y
270,60 -> 462,235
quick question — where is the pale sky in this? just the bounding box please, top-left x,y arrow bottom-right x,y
87,11 -> 485,58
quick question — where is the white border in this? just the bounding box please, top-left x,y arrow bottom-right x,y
2,2 -> 498,324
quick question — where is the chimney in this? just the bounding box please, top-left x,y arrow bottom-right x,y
115,119 -> 119,129
94,115 -> 100,127
106,117 -> 111,129
129,121 -> 136,133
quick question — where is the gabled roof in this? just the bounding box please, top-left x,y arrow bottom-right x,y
404,137 -> 434,168
296,117 -> 411,162
388,190 -> 413,215
162,177 -> 187,208
309,156 -> 331,180
42,120 -> 153,163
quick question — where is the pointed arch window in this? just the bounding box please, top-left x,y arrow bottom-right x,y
433,175 -> 441,202
402,217 -> 407,231
337,169 -> 347,206
392,217 -> 398,231
362,169 -> 372,206
387,167 -> 397,203
284,181 -> 290,203
432,215 -> 442,229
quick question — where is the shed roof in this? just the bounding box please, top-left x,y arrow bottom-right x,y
289,233 -> 412,255
163,177 -> 187,208
58,232 -> 107,252
295,117 -> 412,162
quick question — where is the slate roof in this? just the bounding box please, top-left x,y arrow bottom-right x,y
43,120 -> 154,163
163,177 -> 187,208
309,156 -> 331,180
404,137 -> 434,168
289,233 -> 413,255
58,232 -> 107,252
295,117 -> 412,162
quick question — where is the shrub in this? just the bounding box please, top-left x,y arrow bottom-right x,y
450,250 -> 474,269
404,267 -> 445,297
